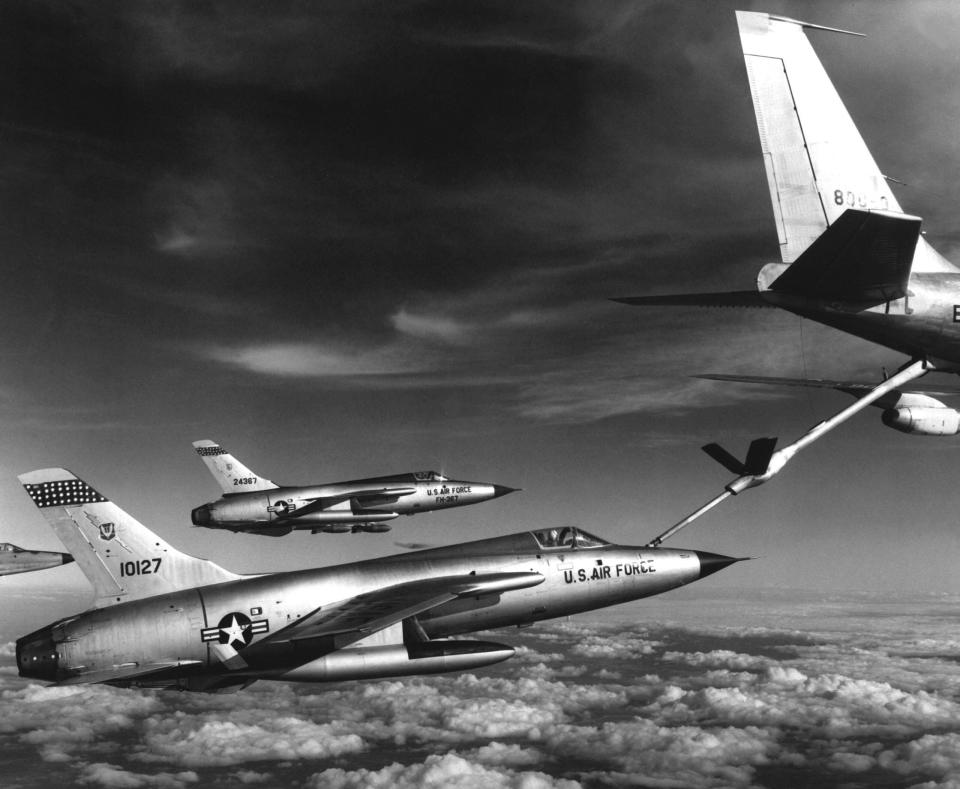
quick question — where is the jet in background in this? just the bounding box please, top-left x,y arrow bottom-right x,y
16,467 -> 742,692
0,542 -> 73,576
616,11 -> 960,494
190,440 -> 518,536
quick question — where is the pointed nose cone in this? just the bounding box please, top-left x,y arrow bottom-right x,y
491,485 -> 520,499
694,551 -> 746,580
60,553 -> 74,566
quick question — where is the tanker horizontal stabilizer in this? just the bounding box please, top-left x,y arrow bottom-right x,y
767,209 -> 921,305
611,292 -> 769,308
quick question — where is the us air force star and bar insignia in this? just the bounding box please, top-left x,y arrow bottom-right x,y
23,479 -> 108,508
201,612 -> 269,649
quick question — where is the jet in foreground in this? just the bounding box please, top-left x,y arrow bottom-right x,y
16,467 -> 742,692
617,11 -> 960,493
190,440 -> 518,536
0,542 -> 73,576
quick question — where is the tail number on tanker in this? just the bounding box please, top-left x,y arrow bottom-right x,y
563,561 -> 654,584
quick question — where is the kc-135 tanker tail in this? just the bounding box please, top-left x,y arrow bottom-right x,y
616,10 -> 960,499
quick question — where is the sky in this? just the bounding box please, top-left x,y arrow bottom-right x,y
3,0 -> 960,608
5,3 -> 960,788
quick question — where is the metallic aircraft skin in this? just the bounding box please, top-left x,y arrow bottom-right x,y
15,468 -> 741,692
616,12 -> 960,372
190,440 -> 517,535
696,374 -> 960,437
758,274 -> 960,369
0,542 -> 73,576
609,11 -> 960,496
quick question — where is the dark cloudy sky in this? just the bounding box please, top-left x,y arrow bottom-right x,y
3,0 -> 960,605
5,4 -> 960,787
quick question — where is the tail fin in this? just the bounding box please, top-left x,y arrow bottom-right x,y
19,468 -> 241,608
737,11 -> 956,274
737,12 -> 902,263
193,439 -> 278,494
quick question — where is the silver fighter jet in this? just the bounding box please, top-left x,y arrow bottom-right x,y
0,542 -> 73,576
16,468 -> 743,692
190,439 -> 518,536
616,11 -> 960,493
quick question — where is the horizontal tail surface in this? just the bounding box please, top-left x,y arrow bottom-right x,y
611,292 -> 771,308
767,209 -> 921,304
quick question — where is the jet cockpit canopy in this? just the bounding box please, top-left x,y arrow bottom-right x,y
532,527 -> 608,550
413,471 -> 449,482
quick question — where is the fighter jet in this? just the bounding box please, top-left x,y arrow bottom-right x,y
0,542 -> 73,576
190,439 -> 518,536
615,11 -> 960,493
15,467 -> 742,692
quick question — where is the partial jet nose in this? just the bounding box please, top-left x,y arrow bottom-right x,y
492,485 -> 520,499
191,505 -> 211,526
694,551 -> 748,580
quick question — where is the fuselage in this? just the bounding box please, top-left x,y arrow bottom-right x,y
17,529 -> 735,690
0,544 -> 73,576
192,472 -> 515,533
761,266 -> 960,371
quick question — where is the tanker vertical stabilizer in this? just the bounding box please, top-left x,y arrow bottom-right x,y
737,10 -> 955,273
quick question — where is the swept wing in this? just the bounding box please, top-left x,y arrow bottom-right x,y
697,373 -> 960,406
236,571 -> 543,663
279,487 -> 418,518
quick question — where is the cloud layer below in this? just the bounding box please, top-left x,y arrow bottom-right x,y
4,591 -> 960,788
